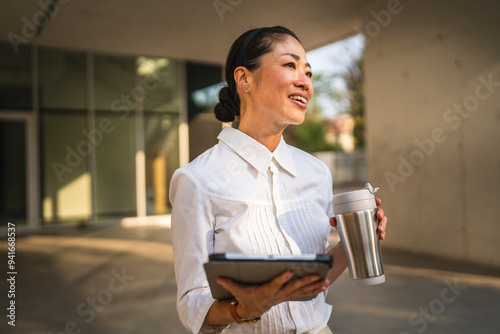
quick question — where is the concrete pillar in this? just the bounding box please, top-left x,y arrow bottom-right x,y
363,0 -> 500,266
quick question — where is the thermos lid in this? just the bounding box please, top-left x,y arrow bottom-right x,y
333,183 -> 379,214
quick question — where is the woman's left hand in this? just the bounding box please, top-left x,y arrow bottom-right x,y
329,197 -> 388,240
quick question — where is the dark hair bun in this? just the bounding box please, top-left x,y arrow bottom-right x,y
214,86 -> 239,122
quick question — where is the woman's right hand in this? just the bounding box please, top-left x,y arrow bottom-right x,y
217,272 -> 329,319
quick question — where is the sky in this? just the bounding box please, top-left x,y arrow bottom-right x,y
306,34 -> 365,118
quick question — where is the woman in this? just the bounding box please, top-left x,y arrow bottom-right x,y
170,26 -> 388,334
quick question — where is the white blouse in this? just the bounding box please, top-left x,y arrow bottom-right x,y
170,127 -> 334,334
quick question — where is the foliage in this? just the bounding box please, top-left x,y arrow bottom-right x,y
288,116 -> 340,153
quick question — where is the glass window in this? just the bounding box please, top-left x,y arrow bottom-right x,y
40,110 -> 91,223
186,62 -> 222,120
138,57 -> 180,112
94,54 -> 136,111
94,111 -> 137,219
36,50 -> 186,222
0,120 -> 27,225
186,62 -> 223,160
144,112 -> 179,215
39,48 -> 87,110
0,43 -> 32,109
93,54 -> 138,220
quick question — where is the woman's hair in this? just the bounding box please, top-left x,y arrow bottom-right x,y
214,26 -> 301,122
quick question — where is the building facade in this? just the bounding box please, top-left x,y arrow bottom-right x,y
0,42 -> 222,228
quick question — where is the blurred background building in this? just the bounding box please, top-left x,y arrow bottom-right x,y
1,0 -> 499,270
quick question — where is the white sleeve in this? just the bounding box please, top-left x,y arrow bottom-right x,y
170,169 -> 226,334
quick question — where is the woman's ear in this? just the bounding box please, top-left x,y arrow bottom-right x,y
234,66 -> 251,91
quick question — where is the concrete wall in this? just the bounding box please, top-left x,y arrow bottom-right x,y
364,0 -> 500,266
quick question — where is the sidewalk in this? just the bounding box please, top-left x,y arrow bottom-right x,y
327,233 -> 500,333
1,223 -> 499,334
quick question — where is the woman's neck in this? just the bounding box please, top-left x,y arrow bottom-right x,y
237,118 -> 284,152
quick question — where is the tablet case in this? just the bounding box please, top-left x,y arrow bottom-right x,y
204,253 -> 333,301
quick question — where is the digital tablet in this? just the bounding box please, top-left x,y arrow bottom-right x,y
204,253 -> 333,301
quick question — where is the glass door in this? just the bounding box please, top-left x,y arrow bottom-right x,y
0,112 -> 37,227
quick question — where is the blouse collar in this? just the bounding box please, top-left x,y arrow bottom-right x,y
217,126 -> 297,177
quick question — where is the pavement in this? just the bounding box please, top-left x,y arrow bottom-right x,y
1,221 -> 500,334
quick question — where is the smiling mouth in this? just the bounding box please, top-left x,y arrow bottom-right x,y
289,95 -> 308,104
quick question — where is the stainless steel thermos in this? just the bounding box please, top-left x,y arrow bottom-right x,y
333,183 -> 385,286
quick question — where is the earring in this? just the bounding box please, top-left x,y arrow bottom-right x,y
244,87 -> 250,93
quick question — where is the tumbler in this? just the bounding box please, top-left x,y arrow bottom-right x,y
333,183 -> 385,286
